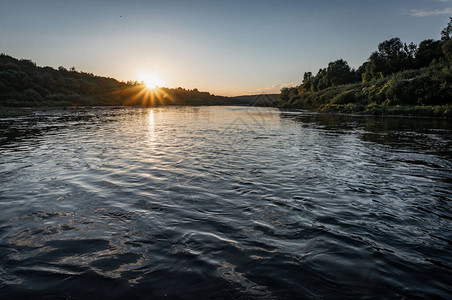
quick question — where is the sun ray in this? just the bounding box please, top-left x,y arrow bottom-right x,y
139,72 -> 163,91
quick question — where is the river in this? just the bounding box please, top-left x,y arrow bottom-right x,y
0,106 -> 451,298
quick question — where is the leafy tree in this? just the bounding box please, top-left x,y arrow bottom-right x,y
443,39 -> 452,61
325,59 -> 354,86
362,38 -> 417,80
441,17 -> 452,61
314,68 -> 328,91
303,72 -> 312,82
362,52 -> 385,81
279,17 -> 452,115
416,39 -> 443,67
0,54 -> 236,107
355,62 -> 367,81
441,17 -> 452,40
378,38 -> 404,58
278,87 -> 292,103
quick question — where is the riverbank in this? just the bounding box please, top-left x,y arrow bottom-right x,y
279,62 -> 452,118
317,103 -> 451,118
278,28 -> 452,119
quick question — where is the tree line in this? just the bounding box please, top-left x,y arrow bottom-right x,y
0,55 -> 252,107
279,18 -> 452,117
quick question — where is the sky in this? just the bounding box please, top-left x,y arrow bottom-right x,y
0,0 -> 450,96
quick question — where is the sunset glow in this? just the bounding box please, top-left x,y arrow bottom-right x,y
140,73 -> 164,90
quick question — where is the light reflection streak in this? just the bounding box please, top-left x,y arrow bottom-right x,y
148,109 -> 156,142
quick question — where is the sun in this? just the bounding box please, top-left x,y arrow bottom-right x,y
141,73 -> 164,90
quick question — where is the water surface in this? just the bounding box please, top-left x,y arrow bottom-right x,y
0,106 -> 451,298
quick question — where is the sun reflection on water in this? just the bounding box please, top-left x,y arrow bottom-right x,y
148,109 -> 156,142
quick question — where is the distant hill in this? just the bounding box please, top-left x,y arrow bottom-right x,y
229,94 -> 279,106
0,54 -> 269,108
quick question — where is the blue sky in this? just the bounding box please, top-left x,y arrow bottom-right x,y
0,0 -> 450,95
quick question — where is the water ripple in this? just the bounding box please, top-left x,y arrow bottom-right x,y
0,107 -> 451,298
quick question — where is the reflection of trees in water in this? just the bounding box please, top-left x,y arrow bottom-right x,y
280,112 -> 452,156
0,109 -> 114,147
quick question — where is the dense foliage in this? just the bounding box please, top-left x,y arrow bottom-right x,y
279,18 -> 452,117
0,55 -> 253,107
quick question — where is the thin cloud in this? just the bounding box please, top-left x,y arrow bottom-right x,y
410,7 -> 452,16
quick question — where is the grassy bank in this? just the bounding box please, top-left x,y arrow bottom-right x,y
279,21 -> 452,118
318,103 -> 451,118
279,62 -> 452,118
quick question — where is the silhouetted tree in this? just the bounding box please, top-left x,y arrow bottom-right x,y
0,54 -> 232,107
362,38 -> 418,80
443,39 -> 452,61
325,59 -> 354,86
303,72 -> 312,82
416,39 -> 443,67
441,17 -> 452,40
279,87 -> 295,103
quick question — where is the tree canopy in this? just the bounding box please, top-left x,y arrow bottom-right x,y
0,54 -> 253,107
278,19 -> 452,117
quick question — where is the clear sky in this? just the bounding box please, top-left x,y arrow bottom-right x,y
0,0 -> 450,96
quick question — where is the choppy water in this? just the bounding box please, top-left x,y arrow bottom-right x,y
0,106 -> 451,298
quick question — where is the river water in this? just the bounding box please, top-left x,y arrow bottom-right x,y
0,106 -> 451,298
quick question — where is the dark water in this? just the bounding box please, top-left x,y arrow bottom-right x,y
0,106 -> 451,299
